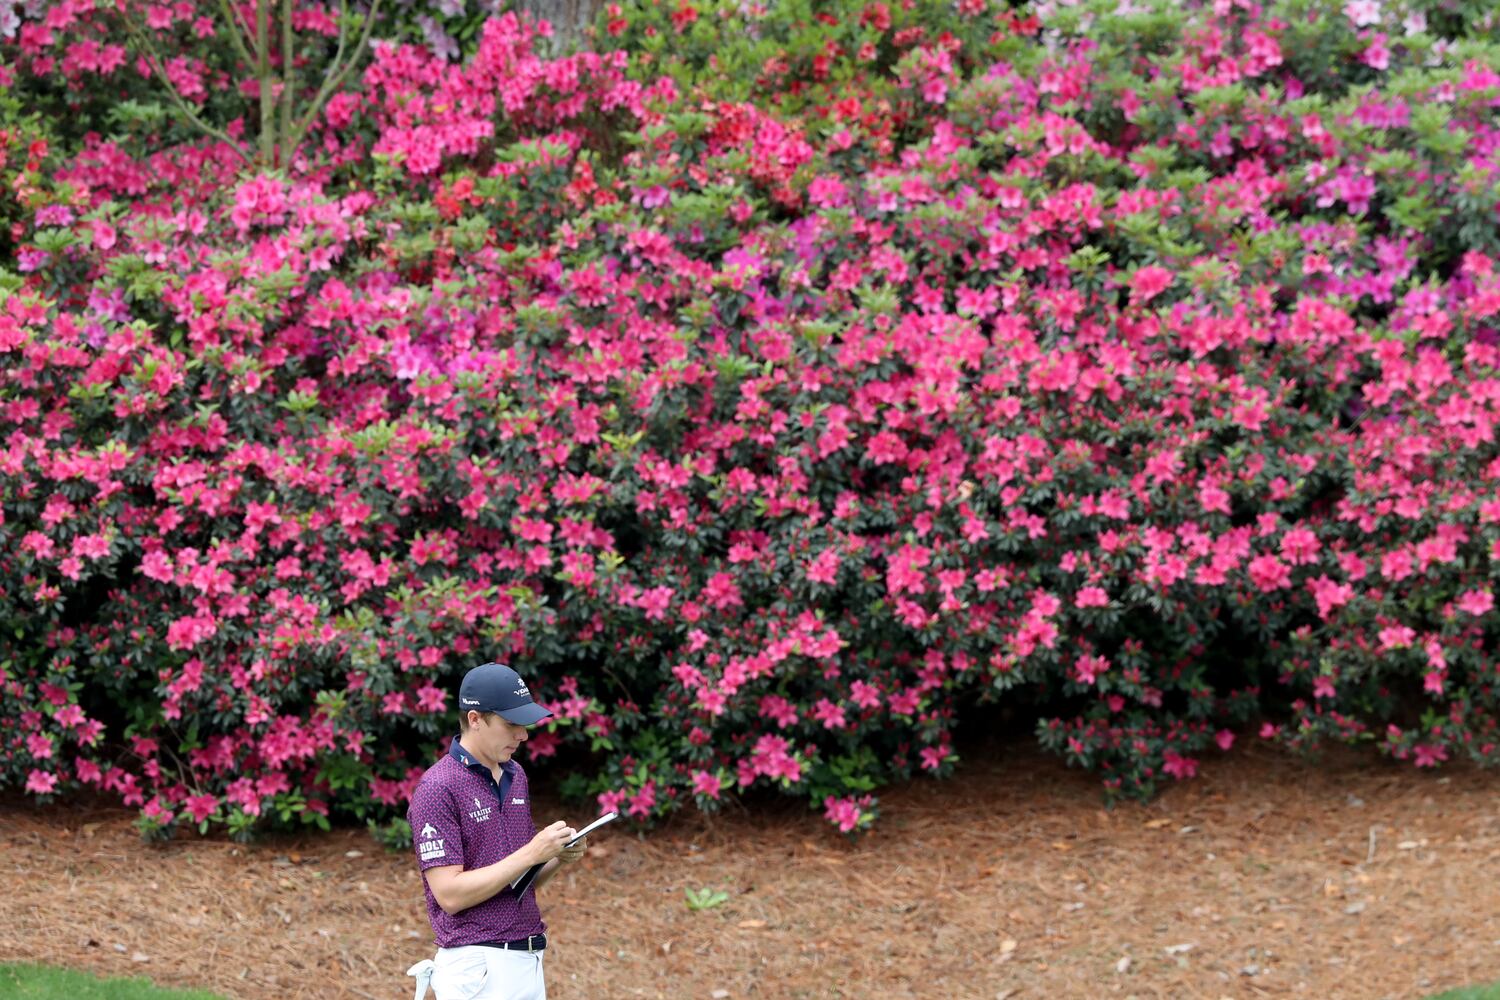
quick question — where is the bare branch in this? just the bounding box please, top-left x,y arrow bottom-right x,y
285,0 -> 383,163
256,0 -> 274,164
279,0 -> 296,167
212,0 -> 258,69
118,6 -> 254,165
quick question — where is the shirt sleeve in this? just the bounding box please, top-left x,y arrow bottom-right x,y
512,763 -> 537,837
408,780 -> 464,871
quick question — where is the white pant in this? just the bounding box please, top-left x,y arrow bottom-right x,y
431,944 -> 546,1000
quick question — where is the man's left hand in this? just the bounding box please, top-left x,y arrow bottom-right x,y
558,836 -> 587,864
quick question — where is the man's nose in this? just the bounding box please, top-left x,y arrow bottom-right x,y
516,727 -> 528,741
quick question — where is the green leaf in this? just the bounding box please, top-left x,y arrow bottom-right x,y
684,886 -> 730,911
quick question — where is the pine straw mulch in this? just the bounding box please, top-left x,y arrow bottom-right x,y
2,741 -> 1499,1000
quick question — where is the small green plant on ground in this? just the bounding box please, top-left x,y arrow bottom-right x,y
684,885 -> 731,911
0,963 -> 225,1000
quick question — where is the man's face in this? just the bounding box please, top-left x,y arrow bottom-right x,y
472,712 -> 530,763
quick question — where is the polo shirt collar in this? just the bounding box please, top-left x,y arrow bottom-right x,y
448,736 -> 513,778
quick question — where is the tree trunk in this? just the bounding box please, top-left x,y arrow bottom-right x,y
511,0 -> 605,50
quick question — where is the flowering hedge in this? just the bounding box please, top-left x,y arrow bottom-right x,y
2,0 -> 1499,839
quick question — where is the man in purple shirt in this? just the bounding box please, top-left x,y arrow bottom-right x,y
408,662 -> 587,999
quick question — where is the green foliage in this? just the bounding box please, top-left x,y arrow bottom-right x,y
0,964 -> 225,1000
1427,986 -> 1500,1000
4,0 -> 1500,839
684,885 -> 731,911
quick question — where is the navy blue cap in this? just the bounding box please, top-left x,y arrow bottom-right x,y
458,662 -> 552,726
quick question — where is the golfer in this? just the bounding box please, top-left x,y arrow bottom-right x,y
407,662 -> 586,1000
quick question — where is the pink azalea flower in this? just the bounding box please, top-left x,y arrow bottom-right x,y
1343,0 -> 1382,26
691,771 -> 722,799
1129,265 -> 1174,305
1073,654 -> 1110,685
414,684 -> 446,713
1360,34 -> 1391,71
635,585 -> 675,621
822,794 -> 872,833
627,782 -> 657,818
1378,625 -> 1416,650
849,681 -> 882,710
1308,575 -> 1354,619
1413,744 -> 1448,768
919,744 -> 951,770
140,550 -> 174,581
54,704 -> 86,728
21,532 -> 56,560
1457,589 -> 1494,616
1246,554 -> 1291,592
757,695 -> 799,728
806,548 -> 841,585
1162,752 -> 1198,780
1198,481 -> 1231,515
811,698 -> 846,729
1279,529 -> 1321,565
1075,586 -> 1109,608
184,794 -> 219,824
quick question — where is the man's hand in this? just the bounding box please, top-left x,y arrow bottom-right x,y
526,820 -> 577,865
557,835 -> 587,864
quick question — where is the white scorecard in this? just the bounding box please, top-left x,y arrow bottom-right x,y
565,811 -> 618,847
509,811 -> 623,895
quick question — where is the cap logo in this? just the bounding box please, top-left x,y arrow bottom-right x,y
461,697 -> 480,706
513,685 -> 528,697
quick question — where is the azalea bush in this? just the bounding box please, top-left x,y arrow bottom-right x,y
1,0 -> 1499,840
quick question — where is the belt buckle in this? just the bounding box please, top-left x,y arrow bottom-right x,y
527,935 -> 538,953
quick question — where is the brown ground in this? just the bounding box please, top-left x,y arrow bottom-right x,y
1,742 -> 1497,1000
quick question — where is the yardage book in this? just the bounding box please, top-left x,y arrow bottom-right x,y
508,812 -> 619,896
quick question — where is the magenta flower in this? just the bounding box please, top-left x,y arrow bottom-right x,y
184,794 -> 219,824
1128,265 -> 1174,305
1456,589 -> 1494,616
1246,554 -> 1292,592
691,771 -> 722,799
1413,744 -> 1448,768
1161,753 -> 1198,780
414,684 -> 447,714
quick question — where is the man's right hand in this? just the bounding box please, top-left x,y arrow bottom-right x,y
526,820 -> 577,865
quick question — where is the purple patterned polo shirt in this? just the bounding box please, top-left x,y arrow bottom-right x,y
407,737 -> 546,947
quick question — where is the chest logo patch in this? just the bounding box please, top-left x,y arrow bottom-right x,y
468,795 -> 493,823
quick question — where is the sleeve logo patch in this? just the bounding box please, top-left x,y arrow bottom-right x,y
417,822 -> 445,861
